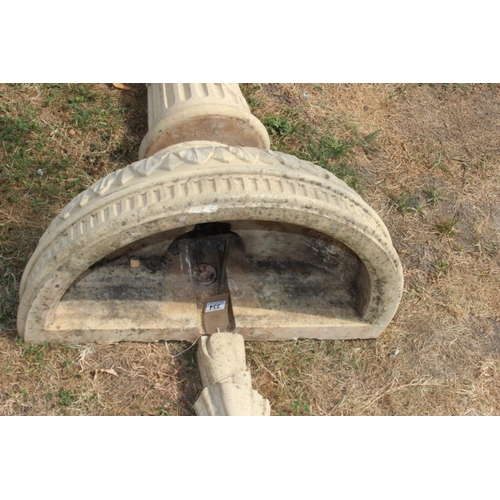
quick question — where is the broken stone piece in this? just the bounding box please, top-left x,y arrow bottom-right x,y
194,331 -> 270,416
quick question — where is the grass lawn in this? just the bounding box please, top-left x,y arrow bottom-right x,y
1,83 -> 499,415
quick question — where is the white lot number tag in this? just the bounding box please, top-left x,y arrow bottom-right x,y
202,293 -> 230,334
205,300 -> 226,313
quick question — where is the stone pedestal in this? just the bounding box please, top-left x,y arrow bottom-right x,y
194,332 -> 270,416
139,83 -> 270,159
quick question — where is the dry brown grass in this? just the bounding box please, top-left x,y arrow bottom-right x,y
1,83 -> 500,415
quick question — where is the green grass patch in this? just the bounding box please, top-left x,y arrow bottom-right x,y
259,112 -> 379,192
58,389 -> 74,406
262,114 -> 294,137
240,84 -> 262,109
437,217 -> 460,236
381,188 -> 425,215
423,187 -> 447,206
17,339 -> 48,363
433,259 -> 450,275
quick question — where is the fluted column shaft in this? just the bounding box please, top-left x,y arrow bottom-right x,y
139,83 -> 270,159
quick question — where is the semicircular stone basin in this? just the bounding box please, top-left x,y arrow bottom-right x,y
18,142 -> 403,344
